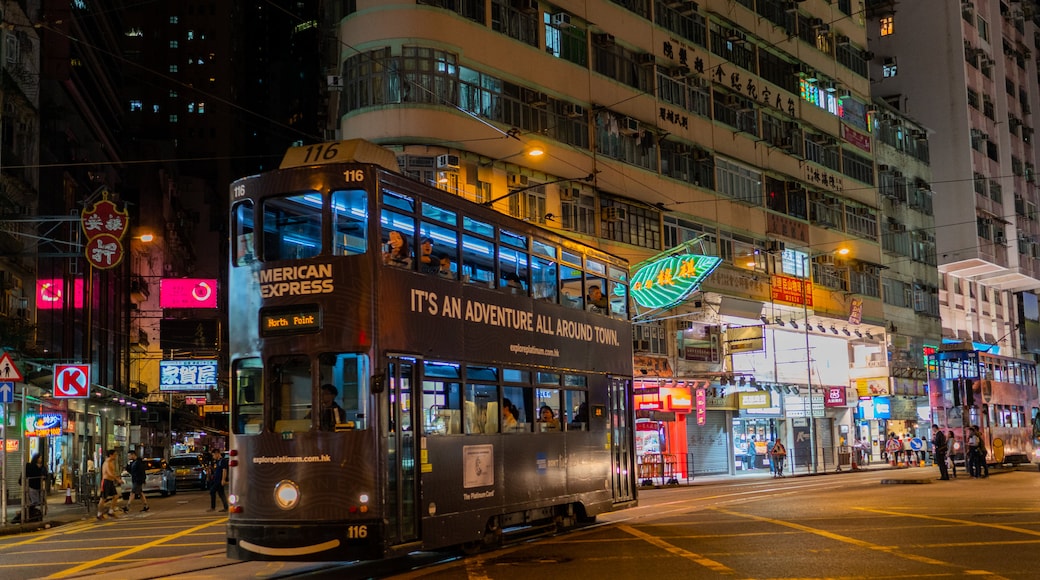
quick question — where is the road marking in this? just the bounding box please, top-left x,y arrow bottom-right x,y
856,507 -> 1040,537
0,520 -> 97,550
616,523 -> 734,575
44,517 -> 227,578
713,507 -> 1009,578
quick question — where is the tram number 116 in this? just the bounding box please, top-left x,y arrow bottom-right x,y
347,525 -> 369,539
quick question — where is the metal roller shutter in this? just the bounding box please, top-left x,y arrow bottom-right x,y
686,411 -> 730,476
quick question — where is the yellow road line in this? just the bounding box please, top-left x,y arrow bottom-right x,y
617,523 -> 734,575
0,520 -> 98,550
856,507 -> 1040,537
44,517 -> 227,579
712,507 -> 1008,578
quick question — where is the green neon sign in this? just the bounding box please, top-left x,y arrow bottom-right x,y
630,254 -> 722,309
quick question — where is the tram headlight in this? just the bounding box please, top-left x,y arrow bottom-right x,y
274,480 -> 301,510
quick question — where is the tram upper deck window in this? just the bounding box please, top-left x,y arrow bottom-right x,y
318,353 -> 370,431
232,357 -> 263,434
331,189 -> 368,256
499,246 -> 529,295
270,356 -> 312,433
422,202 -> 458,226
263,193 -> 322,261
462,234 -> 495,286
419,222 -> 458,276
381,210 -> 415,268
233,201 -> 255,266
560,263 -> 584,309
423,361 -> 462,435
609,265 -> 629,319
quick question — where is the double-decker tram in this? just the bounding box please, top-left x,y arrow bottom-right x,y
928,347 -> 1040,466
225,140 -> 637,561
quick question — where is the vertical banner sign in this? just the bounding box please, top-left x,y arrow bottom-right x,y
81,191 -> 128,270
695,387 -> 707,426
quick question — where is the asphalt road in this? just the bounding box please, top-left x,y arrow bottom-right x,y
1,467 -> 1037,579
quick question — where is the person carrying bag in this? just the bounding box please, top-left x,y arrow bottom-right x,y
770,440 -> 787,478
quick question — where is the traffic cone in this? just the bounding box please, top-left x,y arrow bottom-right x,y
64,487 -> 73,504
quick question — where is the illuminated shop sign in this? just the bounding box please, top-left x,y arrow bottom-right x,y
161,278 -> 218,309
630,254 -> 722,309
25,413 -> 63,437
37,279 -> 85,309
159,360 -> 219,391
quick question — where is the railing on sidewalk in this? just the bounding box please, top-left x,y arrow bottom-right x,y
75,469 -> 98,514
637,453 -> 680,486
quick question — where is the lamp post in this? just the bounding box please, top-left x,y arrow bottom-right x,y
802,247 -> 850,473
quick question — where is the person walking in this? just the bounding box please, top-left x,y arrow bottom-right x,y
885,432 -> 902,466
123,450 -> 150,513
966,426 -> 981,478
931,425 -> 949,480
745,435 -> 756,471
972,425 -> 989,478
97,449 -> 122,520
770,439 -> 787,478
946,430 -> 958,478
207,449 -> 229,512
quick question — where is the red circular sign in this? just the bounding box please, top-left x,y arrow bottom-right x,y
54,364 -> 91,398
84,234 -> 125,270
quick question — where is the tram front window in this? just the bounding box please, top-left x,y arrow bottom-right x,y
318,352 -> 371,430
271,356 -> 312,433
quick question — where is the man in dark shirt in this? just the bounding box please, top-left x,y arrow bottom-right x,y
24,453 -> 46,507
931,425 -> 949,480
124,450 -> 150,512
208,450 -> 229,512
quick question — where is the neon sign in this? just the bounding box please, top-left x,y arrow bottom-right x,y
25,413 -> 63,437
630,254 -> 722,309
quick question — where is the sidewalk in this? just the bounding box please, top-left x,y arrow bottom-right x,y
0,489 -> 96,536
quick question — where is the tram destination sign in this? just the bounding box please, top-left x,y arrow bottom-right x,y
260,305 -> 322,335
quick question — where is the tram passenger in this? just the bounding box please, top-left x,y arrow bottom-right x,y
501,398 -> 520,432
418,237 -> 437,273
504,272 -> 525,294
438,256 -> 454,279
570,402 -> 589,431
538,405 -> 560,431
383,231 -> 411,268
586,285 -> 608,312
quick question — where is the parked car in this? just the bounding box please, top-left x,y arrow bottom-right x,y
121,458 -> 177,499
167,454 -> 208,490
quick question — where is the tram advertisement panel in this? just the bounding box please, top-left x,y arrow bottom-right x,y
381,268 -> 632,375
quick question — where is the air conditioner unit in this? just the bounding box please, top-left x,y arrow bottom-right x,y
603,207 -> 627,222
835,34 -> 850,46
638,53 -> 656,66
560,187 -> 581,202
551,12 -> 572,27
436,154 -> 460,170
995,230 -> 1007,244
670,65 -> 690,78
593,33 -> 616,47
816,254 -> 836,266
565,103 -> 585,118
507,173 -> 529,187
724,94 -> 742,108
621,116 -> 640,135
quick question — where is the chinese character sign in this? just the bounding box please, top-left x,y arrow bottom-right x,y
159,360 -> 219,391
81,194 -> 129,269
630,254 -> 722,309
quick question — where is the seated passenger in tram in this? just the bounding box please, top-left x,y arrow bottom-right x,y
503,272 -> 525,295
538,405 -> 560,431
438,256 -> 454,279
418,237 -> 438,273
502,398 -> 521,432
586,285 -> 608,312
383,231 -> 412,268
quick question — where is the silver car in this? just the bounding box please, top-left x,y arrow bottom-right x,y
167,454 -> 208,490
121,458 -> 177,498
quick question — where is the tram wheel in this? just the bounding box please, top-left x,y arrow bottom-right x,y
461,517 -> 502,555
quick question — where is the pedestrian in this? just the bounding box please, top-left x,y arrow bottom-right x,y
972,425 -> 989,478
946,430 -> 958,478
97,449 -> 122,520
123,450 -> 150,513
931,425 -> 949,480
770,439 -> 787,478
966,426 -> 981,477
208,449 -> 229,512
23,453 -> 46,508
745,435 -> 756,470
